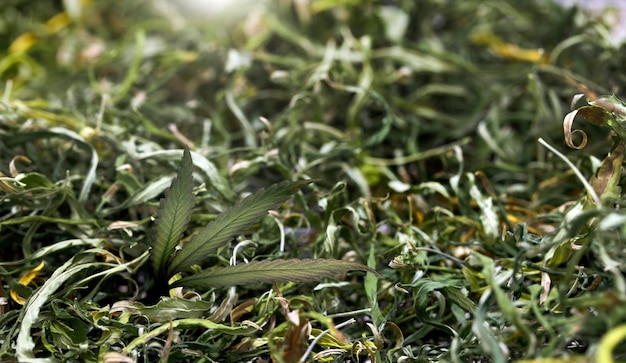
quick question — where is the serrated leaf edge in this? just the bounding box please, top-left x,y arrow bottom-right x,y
150,148 -> 195,276
173,258 -> 374,288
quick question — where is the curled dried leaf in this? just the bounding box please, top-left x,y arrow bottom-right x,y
563,104 -> 617,149
563,109 -> 588,149
9,155 -> 31,177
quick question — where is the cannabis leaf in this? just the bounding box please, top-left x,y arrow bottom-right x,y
167,180 -> 312,276
150,148 -> 195,277
173,258 -> 374,288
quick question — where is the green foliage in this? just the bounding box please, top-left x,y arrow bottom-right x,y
174,258 -> 371,288
150,148 -> 195,277
166,179 -> 314,276
150,150 -> 368,288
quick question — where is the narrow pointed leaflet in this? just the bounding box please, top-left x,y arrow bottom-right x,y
174,258 -> 373,288
150,148 -> 195,277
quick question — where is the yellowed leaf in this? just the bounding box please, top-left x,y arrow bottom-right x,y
44,12 -> 71,34
8,32 -> 37,54
10,261 -> 45,305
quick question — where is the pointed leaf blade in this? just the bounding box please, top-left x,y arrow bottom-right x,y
167,180 -> 311,276
150,148 -> 195,276
174,258 -> 374,288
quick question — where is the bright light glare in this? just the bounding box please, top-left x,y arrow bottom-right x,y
171,0 -> 262,17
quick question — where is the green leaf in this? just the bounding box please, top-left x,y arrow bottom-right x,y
150,148 -> 195,276
139,298 -> 213,322
365,242 -> 384,327
131,149 -> 235,201
472,251 -> 535,357
121,318 -> 257,355
173,258 -> 373,288
0,127 -> 98,202
16,258 -> 94,361
167,180 -> 311,276
102,175 -> 175,215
